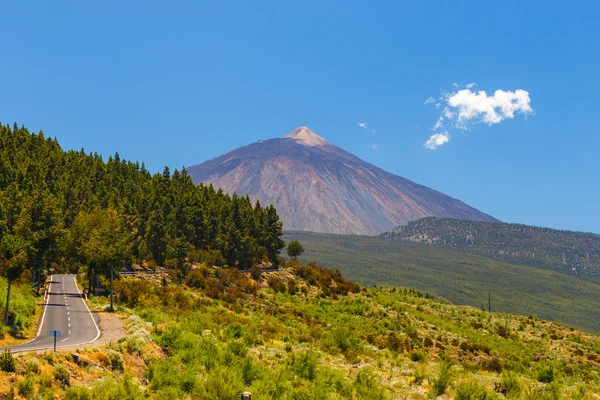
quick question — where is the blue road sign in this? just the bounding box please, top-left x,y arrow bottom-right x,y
50,330 -> 61,351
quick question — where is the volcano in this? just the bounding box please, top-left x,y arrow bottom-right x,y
186,126 -> 498,235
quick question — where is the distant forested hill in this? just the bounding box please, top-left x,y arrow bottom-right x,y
0,123 -> 285,285
284,231 -> 600,333
383,217 -> 600,284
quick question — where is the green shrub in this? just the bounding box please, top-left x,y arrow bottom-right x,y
107,349 -> 125,372
53,364 -> 71,386
16,376 -> 35,398
537,364 -> 555,383
240,357 -> 261,386
89,375 -> 145,399
66,385 -> 92,400
26,357 -> 40,374
250,265 -> 262,281
410,350 -> 425,362
267,276 -> 286,293
226,323 -> 243,339
201,366 -> 244,400
429,361 -> 452,397
497,325 -> 511,338
330,328 -> 361,355
480,357 -> 503,373
501,372 -> 522,396
454,381 -> 495,400
290,351 -> 319,381
0,348 -> 15,372
354,368 -> 387,400
37,373 -> 53,391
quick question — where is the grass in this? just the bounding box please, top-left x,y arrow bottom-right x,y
285,231 -> 600,333
0,277 -> 39,345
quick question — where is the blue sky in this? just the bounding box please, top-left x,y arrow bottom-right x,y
1,1 -> 599,233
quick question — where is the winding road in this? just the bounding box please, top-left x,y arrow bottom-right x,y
5,274 -> 101,353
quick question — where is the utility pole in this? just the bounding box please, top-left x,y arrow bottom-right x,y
488,291 -> 491,313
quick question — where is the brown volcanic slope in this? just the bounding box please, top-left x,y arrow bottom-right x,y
187,127 -> 498,235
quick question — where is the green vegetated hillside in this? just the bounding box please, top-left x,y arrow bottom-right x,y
383,218 -> 600,284
284,232 -> 600,334
2,262 -> 600,399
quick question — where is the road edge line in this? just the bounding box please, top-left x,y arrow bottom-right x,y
35,274 -> 52,337
73,275 -> 102,344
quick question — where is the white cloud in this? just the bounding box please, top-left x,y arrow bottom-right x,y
369,143 -> 378,150
452,82 -> 459,87
424,133 -> 449,150
448,88 -> 533,128
358,121 -> 377,135
423,83 -> 533,150
424,96 -> 436,105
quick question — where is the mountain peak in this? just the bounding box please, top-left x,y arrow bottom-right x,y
283,126 -> 329,146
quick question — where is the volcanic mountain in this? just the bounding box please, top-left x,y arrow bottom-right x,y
187,127 -> 498,235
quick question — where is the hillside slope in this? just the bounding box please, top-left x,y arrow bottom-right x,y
383,218 -> 600,284
284,231 -> 600,333
187,127 -> 497,235
4,263 -> 599,398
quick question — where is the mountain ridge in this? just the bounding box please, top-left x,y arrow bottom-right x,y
187,127 -> 498,235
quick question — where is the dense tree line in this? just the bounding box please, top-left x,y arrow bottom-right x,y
0,123 -> 285,296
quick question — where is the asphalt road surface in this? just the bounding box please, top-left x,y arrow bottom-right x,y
5,274 -> 100,353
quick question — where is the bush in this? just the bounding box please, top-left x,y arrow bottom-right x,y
26,357 -> 40,374
250,265 -> 262,281
0,348 -> 15,372
454,381 -> 495,400
89,375 -> 145,399
429,361 -> 452,397
267,276 -> 286,293
330,328 -> 361,355
53,364 -> 71,386
240,357 -> 261,386
186,269 -> 206,289
66,386 -> 92,400
501,372 -> 522,396
497,325 -> 511,338
290,351 -> 319,381
17,376 -> 35,398
107,349 -> 125,372
537,364 -> 555,383
480,357 -> 503,373
410,350 -> 425,363
201,366 -> 244,400
354,368 -> 388,400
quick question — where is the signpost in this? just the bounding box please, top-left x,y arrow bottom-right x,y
50,330 -> 61,352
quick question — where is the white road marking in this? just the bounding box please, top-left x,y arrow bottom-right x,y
35,275 -> 53,336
